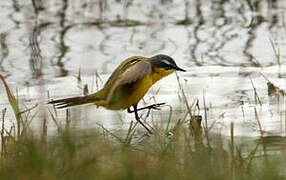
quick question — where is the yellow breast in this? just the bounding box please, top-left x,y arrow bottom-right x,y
125,75 -> 154,107
105,68 -> 174,110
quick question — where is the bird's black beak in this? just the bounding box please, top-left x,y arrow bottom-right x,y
174,66 -> 186,72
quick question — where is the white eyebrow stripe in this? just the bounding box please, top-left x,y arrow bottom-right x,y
161,59 -> 172,65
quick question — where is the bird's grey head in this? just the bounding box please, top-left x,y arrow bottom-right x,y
150,54 -> 186,72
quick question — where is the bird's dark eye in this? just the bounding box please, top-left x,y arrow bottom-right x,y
164,65 -> 173,70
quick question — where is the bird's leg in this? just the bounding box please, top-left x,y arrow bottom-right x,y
128,105 -> 152,134
127,103 -> 166,113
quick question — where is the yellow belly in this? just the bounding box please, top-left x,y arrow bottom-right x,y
101,68 -> 173,110
106,75 -> 154,110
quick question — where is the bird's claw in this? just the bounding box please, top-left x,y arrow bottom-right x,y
147,103 -> 166,110
128,103 -> 167,113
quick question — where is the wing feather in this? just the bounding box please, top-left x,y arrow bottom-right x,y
117,60 -> 152,86
106,60 -> 152,102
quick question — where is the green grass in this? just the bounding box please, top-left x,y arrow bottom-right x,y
0,74 -> 286,180
0,124 -> 284,180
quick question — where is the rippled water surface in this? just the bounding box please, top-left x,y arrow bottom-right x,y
1,0 -> 286,138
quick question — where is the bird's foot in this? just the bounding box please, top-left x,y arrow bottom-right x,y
128,103 -> 166,113
143,103 -> 166,111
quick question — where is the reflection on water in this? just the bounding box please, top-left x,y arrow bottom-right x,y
29,22 -> 50,78
0,33 -> 9,73
0,0 -> 286,137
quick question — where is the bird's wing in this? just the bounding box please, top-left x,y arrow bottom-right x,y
116,60 -> 152,86
103,56 -> 147,88
106,60 -> 152,101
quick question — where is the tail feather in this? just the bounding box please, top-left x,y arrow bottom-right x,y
48,95 -> 99,109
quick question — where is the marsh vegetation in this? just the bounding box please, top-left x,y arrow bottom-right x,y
1,0 -> 286,179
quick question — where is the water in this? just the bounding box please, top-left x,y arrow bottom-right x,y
0,0 -> 286,138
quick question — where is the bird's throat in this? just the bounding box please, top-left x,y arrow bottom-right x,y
152,68 -> 174,83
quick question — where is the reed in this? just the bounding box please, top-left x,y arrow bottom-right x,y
0,74 -> 285,180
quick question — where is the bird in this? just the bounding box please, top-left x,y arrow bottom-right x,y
49,54 -> 186,133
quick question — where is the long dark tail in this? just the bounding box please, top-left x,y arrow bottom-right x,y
48,95 -> 100,109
